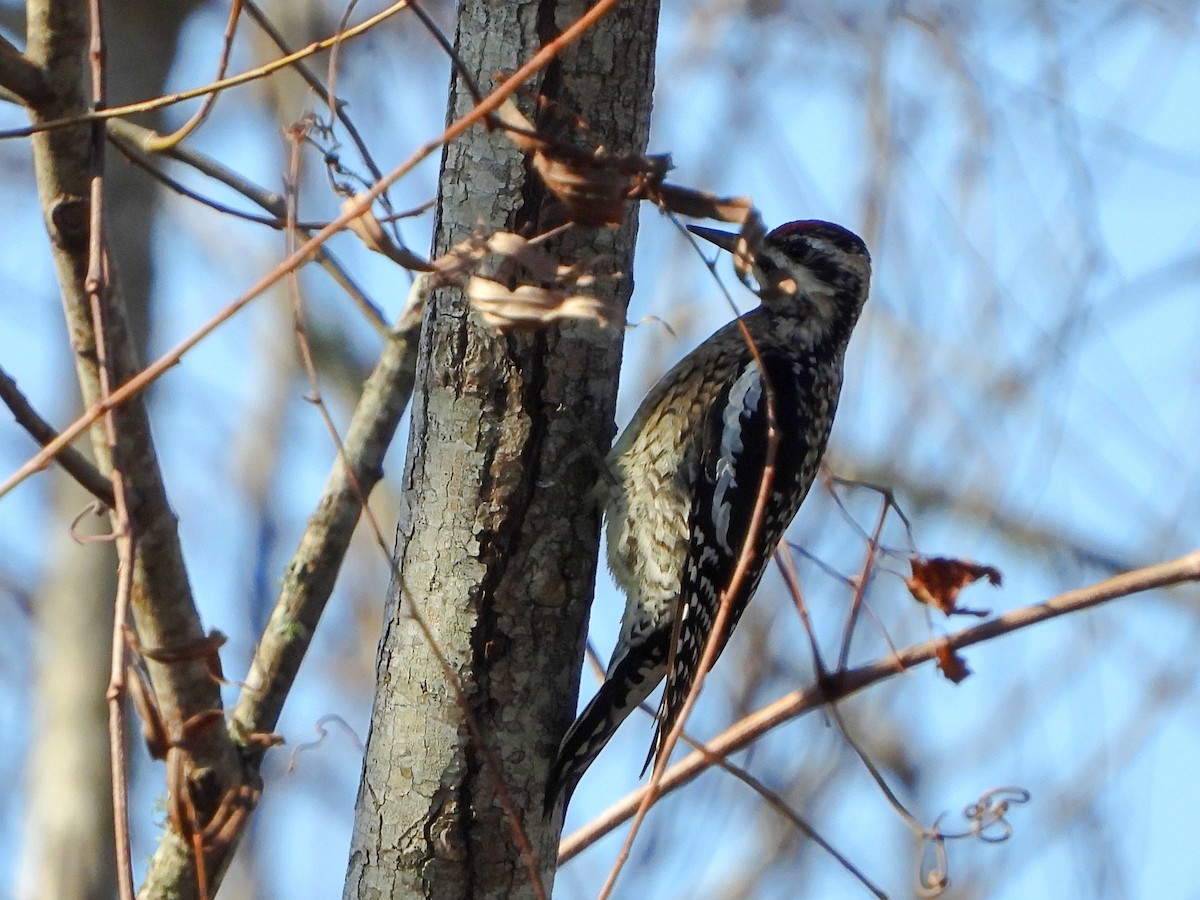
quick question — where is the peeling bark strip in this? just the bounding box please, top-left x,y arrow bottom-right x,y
344,1 -> 661,897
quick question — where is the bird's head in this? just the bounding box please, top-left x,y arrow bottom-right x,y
689,219 -> 871,338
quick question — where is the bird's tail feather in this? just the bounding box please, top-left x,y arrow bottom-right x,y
544,633 -> 668,815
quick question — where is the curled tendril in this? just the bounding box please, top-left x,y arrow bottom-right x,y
963,786 -> 1031,843
915,831 -> 950,898
286,714 -> 364,774
912,786 -> 1031,896
70,500 -> 116,543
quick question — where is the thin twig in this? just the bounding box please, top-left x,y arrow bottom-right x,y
0,365 -> 114,506
582,638 -> 876,892
324,0 -> 360,132
0,0 -> 414,142
828,702 -> 923,833
774,541 -> 826,675
836,492 -> 890,671
710,751 -> 888,899
408,0 -> 486,107
82,4 -> 137,894
635,690 -> 888,897
241,0 -> 390,203
110,139 -> 326,229
144,0 -> 243,150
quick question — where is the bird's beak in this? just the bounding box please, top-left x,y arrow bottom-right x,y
686,225 -> 741,253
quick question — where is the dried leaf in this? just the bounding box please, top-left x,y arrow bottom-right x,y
496,96 -> 671,226
128,666 -> 169,759
467,276 -> 616,330
493,97 -> 539,151
686,209 -> 775,293
935,641 -> 972,684
907,556 -> 1001,617
485,231 -> 572,282
341,195 -> 432,270
729,210 -> 768,283
417,225 -> 623,332
496,92 -> 762,255
649,183 -> 755,224
537,155 -> 627,226
427,230 -> 493,286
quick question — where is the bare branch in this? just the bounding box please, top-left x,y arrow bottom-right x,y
0,364 -> 114,507
0,33 -> 48,104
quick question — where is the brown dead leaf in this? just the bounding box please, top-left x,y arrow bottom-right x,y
906,556 -> 1001,617
420,230 -> 624,333
341,195 -> 432,270
650,183 -> 755,224
728,210 -> 768,283
466,276 -> 617,330
935,641 -> 972,684
127,665 -> 169,759
426,229 -> 493,287
496,97 -> 671,227
485,231 -> 576,282
417,229 -> 620,331
535,154 -> 645,227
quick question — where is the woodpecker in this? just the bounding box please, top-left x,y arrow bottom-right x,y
546,220 -> 871,813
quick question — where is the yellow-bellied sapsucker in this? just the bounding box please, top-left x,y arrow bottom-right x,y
546,220 -> 871,812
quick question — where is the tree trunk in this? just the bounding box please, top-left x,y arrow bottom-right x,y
343,1 -> 659,897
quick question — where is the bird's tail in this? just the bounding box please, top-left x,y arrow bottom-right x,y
544,633 -> 668,816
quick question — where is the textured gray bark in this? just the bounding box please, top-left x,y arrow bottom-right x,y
344,2 -> 659,897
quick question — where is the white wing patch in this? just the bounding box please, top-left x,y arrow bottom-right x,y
711,360 -> 763,552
